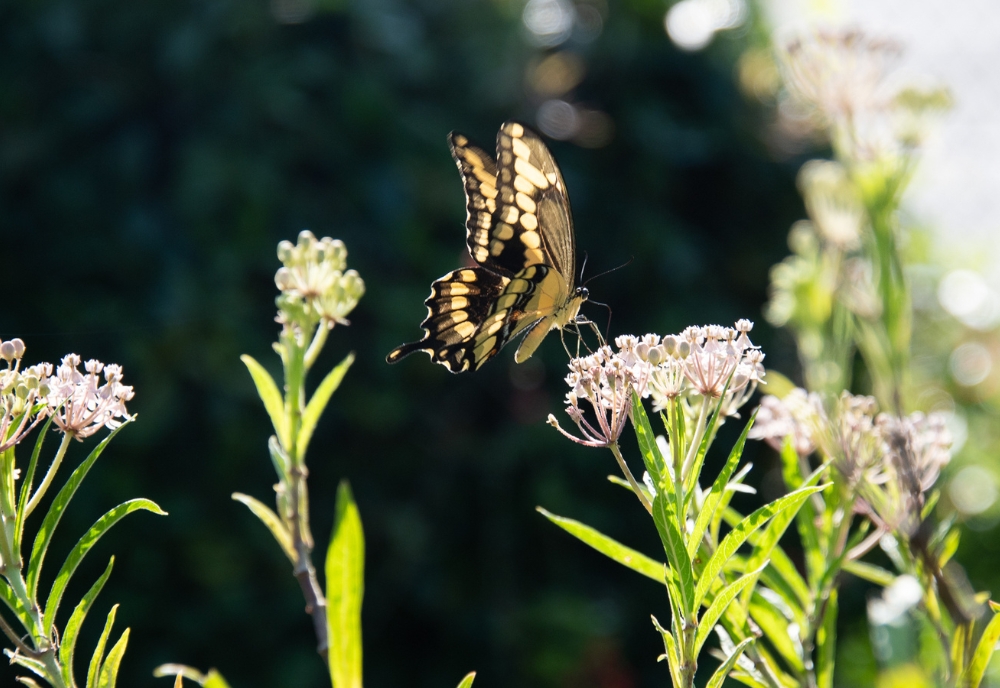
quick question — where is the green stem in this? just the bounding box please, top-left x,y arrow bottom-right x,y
608,442 -> 651,515
681,397 -> 710,484
24,433 -> 72,519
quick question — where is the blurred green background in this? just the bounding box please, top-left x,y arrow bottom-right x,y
0,0 -> 853,685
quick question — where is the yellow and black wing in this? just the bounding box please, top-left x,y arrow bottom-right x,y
387,121 -> 585,372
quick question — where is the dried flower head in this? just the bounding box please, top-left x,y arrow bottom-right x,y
275,230 -> 365,330
45,354 -> 134,439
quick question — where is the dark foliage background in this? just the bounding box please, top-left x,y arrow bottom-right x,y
1,0 -> 813,686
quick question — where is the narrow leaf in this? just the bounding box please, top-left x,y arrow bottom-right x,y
706,637 -> 755,688
327,481 -> 365,688
631,390 -> 667,489
298,353 -> 354,460
963,607 -> 1000,688
695,565 -> 766,655
88,605 -> 118,688
240,355 -> 288,450
688,413 -> 756,558
694,486 -> 827,610
652,615 -> 684,688
44,499 -> 166,634
27,423 -> 128,601
60,557 -> 115,685
652,493 -> 696,617
748,595 -> 805,672
0,574 -> 33,629
537,507 -> 664,582
843,560 -> 895,587
816,589 -> 837,688
684,377 -> 734,501
97,628 -> 130,688
455,672 -> 476,688
232,493 -> 296,563
15,410 -> 58,553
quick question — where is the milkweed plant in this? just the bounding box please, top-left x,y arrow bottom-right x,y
0,342 -> 164,687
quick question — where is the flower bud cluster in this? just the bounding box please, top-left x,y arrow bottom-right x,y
275,230 -> 365,330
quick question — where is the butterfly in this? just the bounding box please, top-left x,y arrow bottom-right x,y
387,121 -> 588,372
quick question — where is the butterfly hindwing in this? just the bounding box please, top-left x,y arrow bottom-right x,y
388,121 -> 586,373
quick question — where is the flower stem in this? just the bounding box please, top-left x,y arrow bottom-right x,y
24,433 -> 72,518
609,442 -> 652,515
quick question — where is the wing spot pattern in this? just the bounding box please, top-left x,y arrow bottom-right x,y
453,321 -> 476,339
513,175 -> 534,194
514,158 -> 549,189
521,230 -> 541,249
489,239 -> 505,257
520,213 -> 538,231
495,223 -> 515,240
515,192 -> 536,213
511,137 -> 532,160
502,205 -> 519,224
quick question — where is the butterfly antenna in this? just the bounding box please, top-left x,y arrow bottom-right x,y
585,299 -> 613,343
583,256 -> 634,287
578,251 -> 589,284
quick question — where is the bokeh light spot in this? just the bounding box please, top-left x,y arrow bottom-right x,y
949,341 -> 992,387
950,465 -> 997,516
523,0 -> 575,47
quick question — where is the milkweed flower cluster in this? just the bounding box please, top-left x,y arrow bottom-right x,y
548,321 -> 765,448
45,354 -> 135,439
1,339 -> 135,448
750,389 -> 952,534
275,230 -> 365,330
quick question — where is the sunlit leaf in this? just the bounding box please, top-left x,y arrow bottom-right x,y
455,672 -> 476,688
652,492 -> 695,617
651,615 -> 683,688
630,390 -> 667,490
537,507 -> 664,582
44,499 -> 166,634
27,423 -> 128,603
844,560 -> 894,587
60,557 -> 115,686
298,352 -> 354,460
816,589 -> 837,688
688,412 -> 756,558
695,564 -> 766,655
706,637 -> 754,688
97,628 -> 130,688
240,355 -> 289,450
694,485 -> 827,611
15,410 -> 58,553
232,492 -> 296,563
88,605 -> 118,688
962,606 -> 1000,688
327,481 -> 364,688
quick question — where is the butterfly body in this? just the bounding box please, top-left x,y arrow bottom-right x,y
388,121 -> 586,372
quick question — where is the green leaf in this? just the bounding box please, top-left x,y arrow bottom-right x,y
88,604 -> 118,688
741,460 -> 826,607
688,413 -> 756,558
694,485 -> 827,611
695,565 -> 766,655
232,492 -> 296,563
60,557 -> 115,686
683,377 -> 734,501
44,499 -> 166,634
779,439 -> 825,587
327,481 -> 365,688
962,606 -> 1000,688
630,390 -> 667,489
722,507 -> 810,611
27,423 -> 128,602
747,594 -> 805,673
97,628 -> 130,688
706,637 -> 755,688
298,352 -> 354,460
844,560 -> 895,587
651,615 -> 683,688
816,589 -> 837,688
0,572 -> 33,629
15,410 -> 58,553
241,354 -> 289,451
537,507 -> 665,582
455,672 -> 476,688
202,670 -> 232,688
652,492 -> 695,617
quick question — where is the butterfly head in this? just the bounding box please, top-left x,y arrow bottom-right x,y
576,286 -> 589,301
